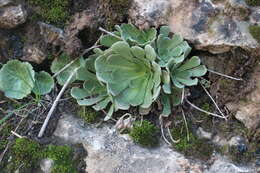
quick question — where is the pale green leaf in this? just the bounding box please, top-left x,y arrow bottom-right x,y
0,60 -> 35,99
33,71 -> 54,95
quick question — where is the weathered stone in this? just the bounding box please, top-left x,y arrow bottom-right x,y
53,114 -> 257,173
128,0 -> 171,29
250,9 -> 260,25
169,0 -> 259,54
38,22 -> 65,46
196,127 -> 212,140
22,45 -> 46,64
204,156 -> 256,173
128,0 -> 259,53
0,5 -> 27,29
226,65 -> 260,130
0,0 -> 12,8
40,159 -> 54,173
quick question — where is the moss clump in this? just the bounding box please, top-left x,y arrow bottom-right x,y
249,25 -> 260,43
5,138 -> 77,172
129,120 -> 159,147
245,0 -> 260,6
8,138 -> 42,171
28,0 -> 70,26
171,127 -> 214,160
0,123 -> 13,152
77,107 -> 98,123
44,145 -> 77,173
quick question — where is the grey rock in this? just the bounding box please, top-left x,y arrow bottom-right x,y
250,9 -> 260,25
53,114 -> 257,173
0,4 -> 27,29
226,65 -> 260,130
196,127 -> 212,140
129,0 -> 259,53
22,45 -> 46,64
204,156 -> 256,173
0,0 -> 12,7
128,0 -> 171,29
38,22 -> 65,46
169,0 -> 258,54
40,159 -> 54,173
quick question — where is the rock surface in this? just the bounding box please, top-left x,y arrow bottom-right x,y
0,4 -> 27,29
129,0 -> 260,54
227,65 -> 260,130
53,114 -> 257,173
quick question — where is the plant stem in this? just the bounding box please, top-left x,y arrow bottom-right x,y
185,99 -> 225,119
199,82 -> 227,120
181,108 -> 190,142
99,27 -> 123,40
207,69 -> 243,81
38,68 -> 78,138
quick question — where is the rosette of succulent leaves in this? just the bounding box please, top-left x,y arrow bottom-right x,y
70,24 -> 207,120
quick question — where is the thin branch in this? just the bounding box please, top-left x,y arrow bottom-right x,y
185,99 -> 225,119
208,69 -> 243,81
53,35 -> 102,78
167,127 -> 180,143
80,45 -> 102,57
199,82 -> 227,120
99,27 -> 123,40
53,58 -> 78,78
181,88 -> 185,104
11,131 -> 23,138
159,115 -> 171,145
38,68 -> 78,138
181,108 -> 190,142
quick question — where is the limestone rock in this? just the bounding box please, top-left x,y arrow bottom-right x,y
227,65 -> 260,130
128,0 -> 260,53
169,0 -> 259,54
40,159 -> 54,173
0,0 -> 12,8
0,4 -> 27,29
128,0 -> 171,29
53,114 -> 257,173
22,45 -> 46,64
38,22 -> 65,46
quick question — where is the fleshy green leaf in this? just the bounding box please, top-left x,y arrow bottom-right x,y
100,32 -> 121,47
51,53 -> 80,85
116,24 -> 157,46
156,31 -> 191,67
33,71 -> 54,95
170,56 -> 207,88
0,60 -> 35,99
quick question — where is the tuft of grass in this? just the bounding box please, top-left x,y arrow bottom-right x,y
77,107 -> 98,123
249,25 -> 260,43
245,0 -> 260,6
129,120 -> 159,147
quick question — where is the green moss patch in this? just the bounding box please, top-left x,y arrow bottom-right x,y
171,125 -> 214,160
44,145 -> 77,173
77,107 -> 98,123
249,25 -> 260,43
5,138 -> 77,172
28,0 -> 71,26
245,0 -> 260,6
129,120 -> 159,147
8,138 -> 42,171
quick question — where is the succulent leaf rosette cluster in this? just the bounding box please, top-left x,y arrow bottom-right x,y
71,24 -> 207,120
